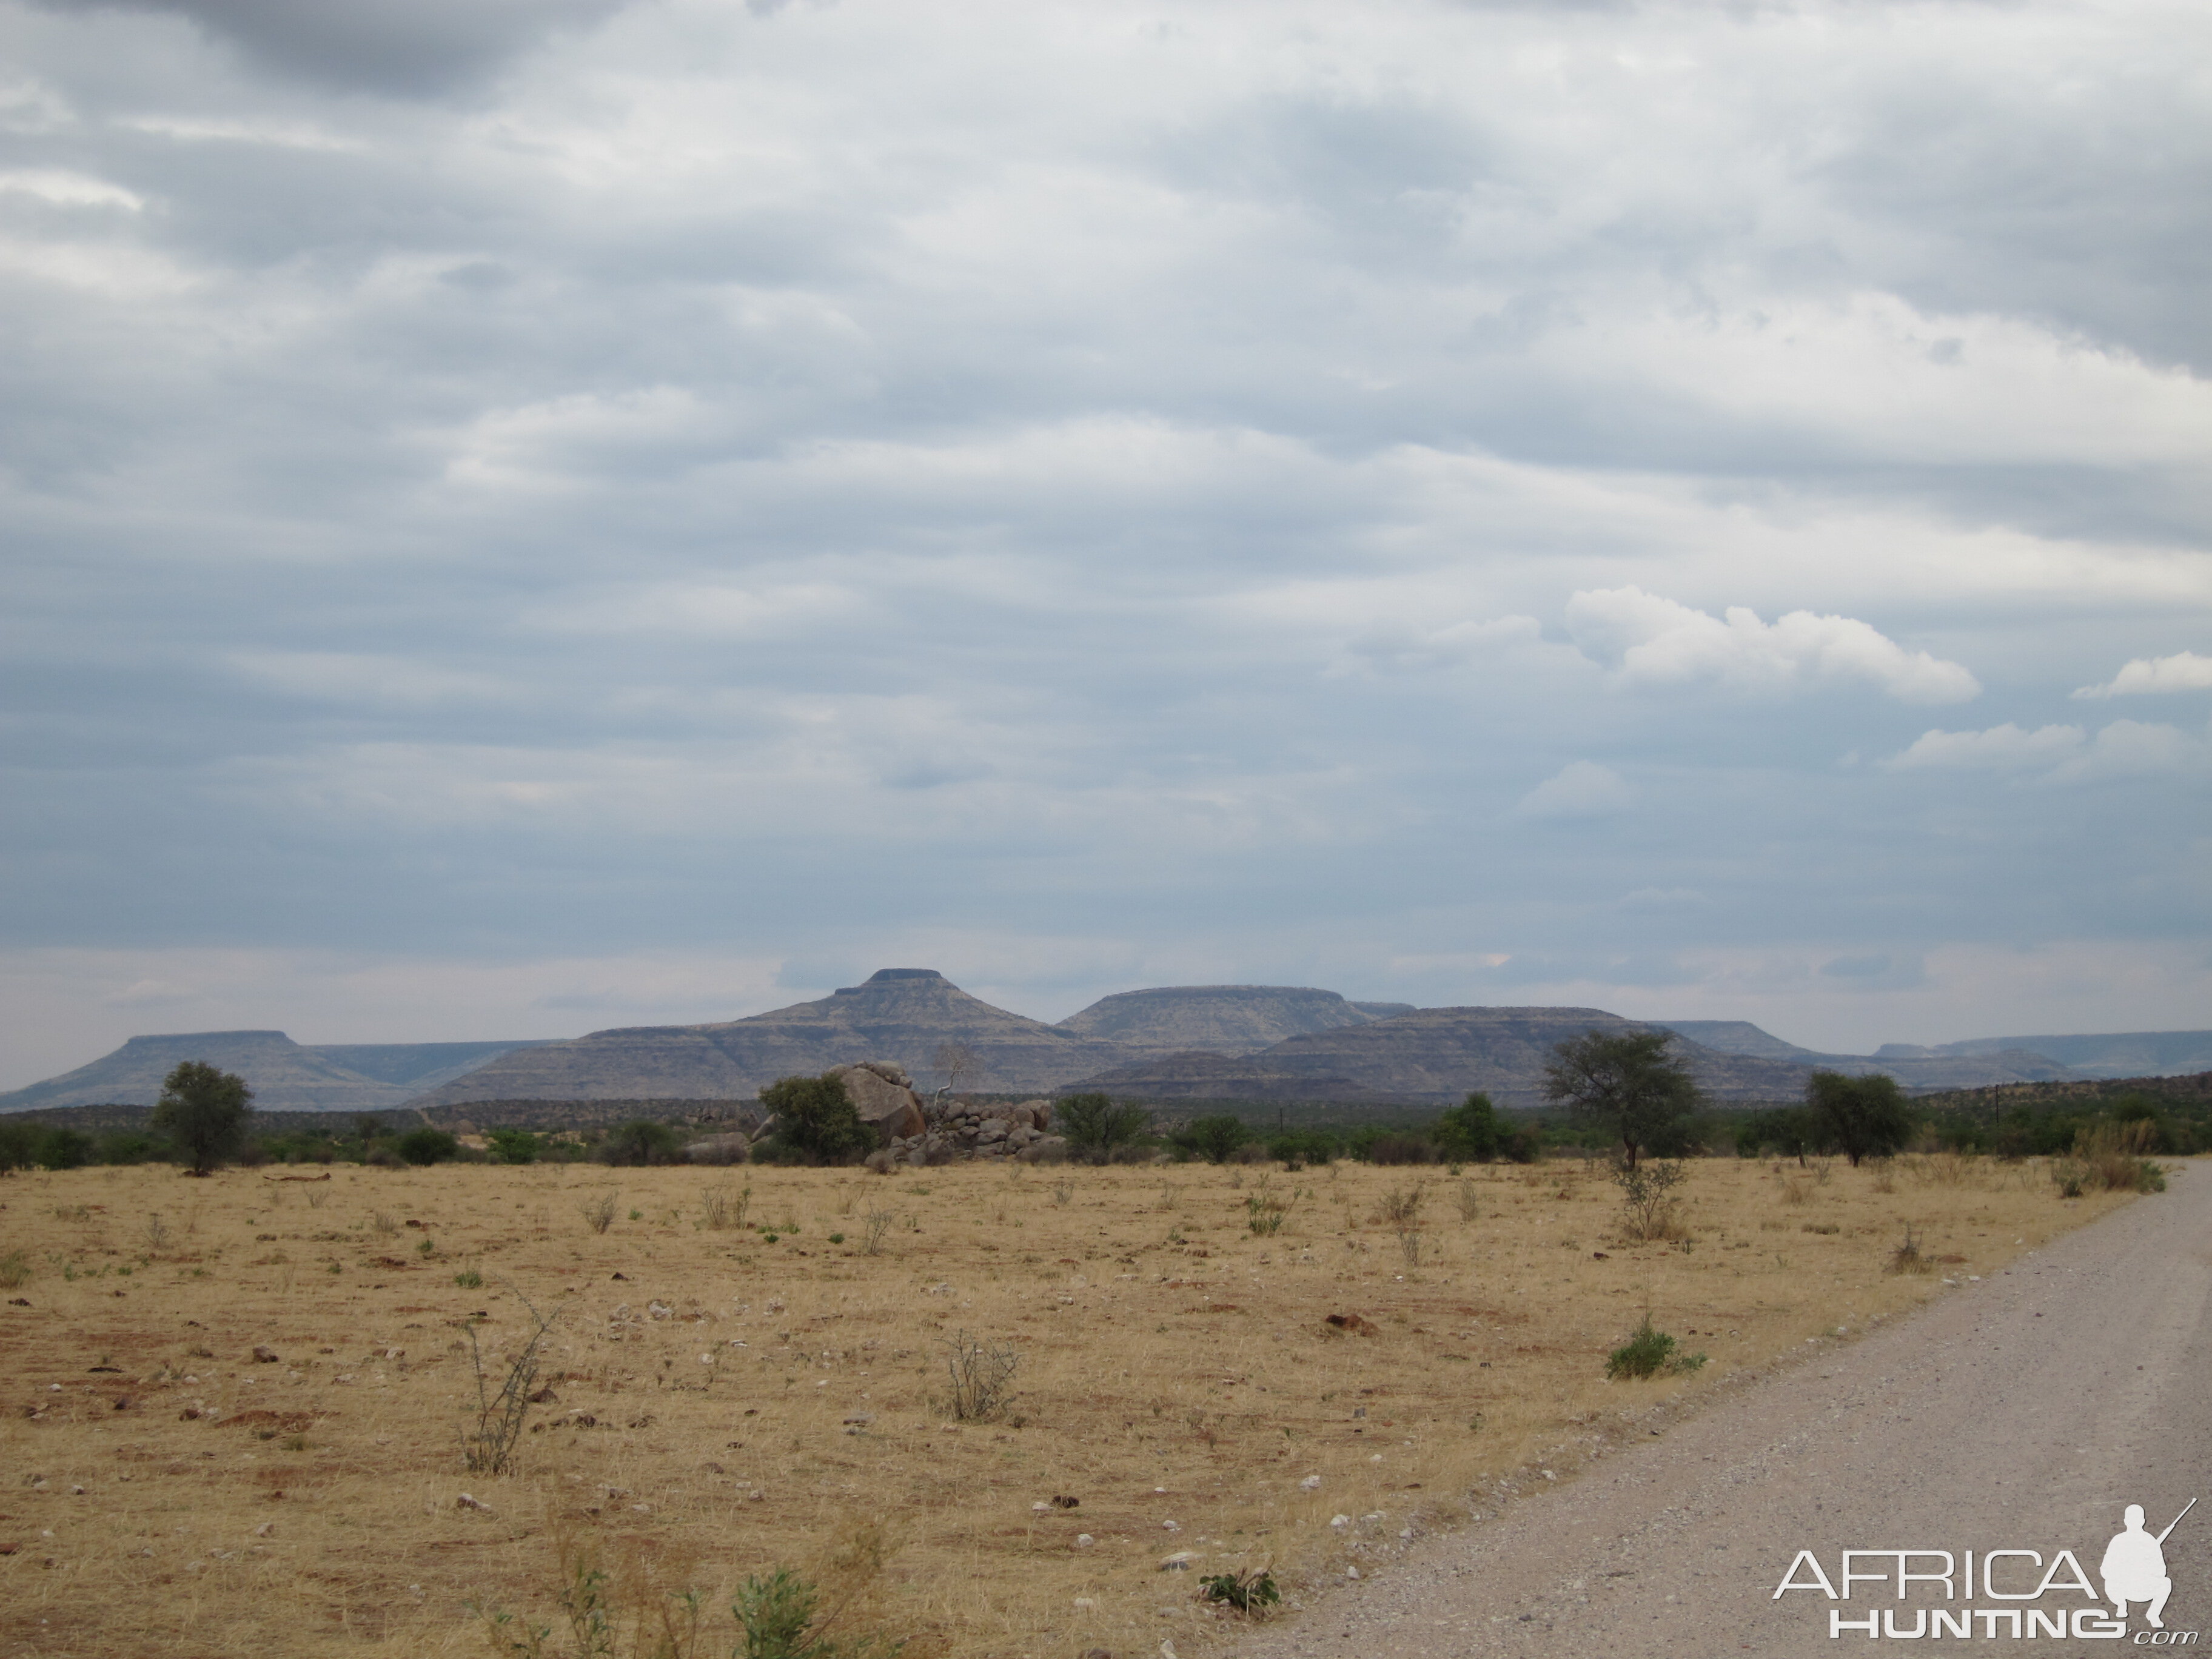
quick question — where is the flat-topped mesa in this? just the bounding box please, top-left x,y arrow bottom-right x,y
1053,984 -> 1397,1056
409,969 -> 1131,1105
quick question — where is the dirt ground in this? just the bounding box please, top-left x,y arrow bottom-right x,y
0,1151 -> 2140,1659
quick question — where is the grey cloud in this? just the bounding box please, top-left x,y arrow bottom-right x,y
44,0 -> 636,96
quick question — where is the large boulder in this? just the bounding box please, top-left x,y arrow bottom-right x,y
825,1061 -> 928,1141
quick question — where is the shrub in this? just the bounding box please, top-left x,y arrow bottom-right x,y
398,1127 -> 460,1165
1265,1128 -> 1338,1170
35,1126 -> 93,1170
1545,1030 -> 1701,1169
700,1182 -> 751,1230
0,1250 -> 30,1290
942,1330 -> 1017,1421
0,1121 -> 39,1175
1176,1114 -> 1252,1164
461,1292 -> 564,1476
485,1128 -> 539,1165
580,1190 -> 619,1234
2074,1121 -> 2166,1193
1611,1158 -> 1689,1241
759,1075 -> 875,1164
1433,1092 -> 1509,1162
364,1146 -> 405,1168
1605,1314 -> 1706,1380
1056,1092 -> 1152,1162
1364,1132 -> 1434,1166
1199,1568 -> 1281,1615
1887,1225 -> 1932,1273
600,1119 -> 685,1167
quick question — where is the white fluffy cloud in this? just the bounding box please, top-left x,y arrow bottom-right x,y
2073,651 -> 2212,699
1564,588 -> 1981,704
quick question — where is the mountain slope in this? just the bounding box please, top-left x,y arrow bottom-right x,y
0,1031 -> 417,1114
1068,1006 -> 1814,1107
410,969 -> 1133,1105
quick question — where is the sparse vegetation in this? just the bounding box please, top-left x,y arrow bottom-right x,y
758,1074 -> 875,1164
1888,1225 -> 1931,1274
580,1190 -> 619,1234
0,1148 -> 2159,1659
942,1329 -> 1018,1421
1610,1158 -> 1689,1242
461,1290 -> 564,1476
701,1181 -> 751,1230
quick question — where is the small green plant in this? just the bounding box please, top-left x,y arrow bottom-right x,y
1198,1567 -> 1281,1615
861,1210 -> 893,1256
1604,1314 -> 1706,1380
142,1213 -> 171,1249
0,1250 -> 29,1290
455,1267 -> 484,1290
826,1233 -> 845,1245
417,1236 -> 437,1256
580,1191 -> 618,1235
280,1434 -> 308,1452
942,1330 -> 1018,1421
372,1212 -> 400,1237
628,1208 -> 643,1222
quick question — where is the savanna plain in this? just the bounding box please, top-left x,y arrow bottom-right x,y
0,1152 -> 2156,1659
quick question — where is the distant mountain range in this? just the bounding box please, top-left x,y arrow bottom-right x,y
0,1031 -> 554,1115
2,969 -> 2206,1114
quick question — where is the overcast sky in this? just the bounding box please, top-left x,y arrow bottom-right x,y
2,0 -> 2207,1087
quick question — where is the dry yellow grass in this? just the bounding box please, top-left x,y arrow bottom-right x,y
0,1151 -> 2153,1658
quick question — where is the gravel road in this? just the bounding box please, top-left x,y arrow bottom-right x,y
1241,1164 -> 2210,1657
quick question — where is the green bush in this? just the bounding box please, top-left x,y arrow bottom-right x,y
1054,1092 -> 1151,1161
35,1126 -> 93,1171
485,1128 -> 540,1165
599,1119 -> 685,1167
1175,1114 -> 1251,1164
1433,1092 -> 1507,1161
1604,1314 -> 1706,1380
1199,1567 -> 1281,1614
398,1127 -> 460,1165
757,1076 -> 875,1164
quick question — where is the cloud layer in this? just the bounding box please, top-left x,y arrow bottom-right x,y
0,0 -> 2206,1081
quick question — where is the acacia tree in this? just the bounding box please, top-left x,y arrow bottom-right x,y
1543,1030 -> 1702,1169
1805,1070 -> 1915,1165
151,1061 -> 255,1176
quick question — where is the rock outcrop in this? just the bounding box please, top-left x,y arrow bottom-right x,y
866,1099 -> 1064,1170
824,1061 -> 928,1141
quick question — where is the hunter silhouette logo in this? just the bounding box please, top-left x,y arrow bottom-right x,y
2105,1499 -> 2194,1630
1774,1498 -> 2198,1641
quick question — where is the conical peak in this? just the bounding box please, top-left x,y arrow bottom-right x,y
834,968 -> 952,995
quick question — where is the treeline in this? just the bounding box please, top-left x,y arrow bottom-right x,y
0,1111 -> 719,1173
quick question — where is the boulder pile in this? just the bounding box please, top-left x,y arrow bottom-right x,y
866,1098 -> 1068,1170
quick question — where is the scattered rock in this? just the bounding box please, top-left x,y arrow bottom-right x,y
1051,1494 -> 1079,1508
1299,1475 -> 1322,1490
457,1493 -> 494,1513
526,1386 -> 558,1404
251,1345 -> 280,1364
1158,1551 -> 1198,1571
1076,1533 -> 1096,1547
1324,1313 -> 1378,1336
825,1062 -> 929,1141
